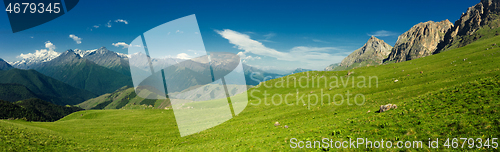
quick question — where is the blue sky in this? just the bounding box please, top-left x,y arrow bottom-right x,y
0,0 -> 479,71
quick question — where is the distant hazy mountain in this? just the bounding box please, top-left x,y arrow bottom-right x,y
9,50 -> 61,69
385,20 -> 453,63
34,50 -> 133,95
330,36 -> 392,71
242,64 -> 283,85
0,58 -> 13,70
0,69 -> 96,105
290,68 -> 313,74
324,63 -> 339,71
74,47 -> 131,76
128,52 -> 184,72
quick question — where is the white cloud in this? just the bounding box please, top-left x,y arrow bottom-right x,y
216,29 -> 346,70
93,25 -> 100,28
105,20 -> 112,28
176,30 -> 183,33
236,51 -> 261,63
44,41 -> 56,51
367,30 -> 398,37
17,41 -> 59,59
69,34 -> 82,44
112,42 -> 129,49
115,19 -> 128,24
176,53 -> 192,59
216,29 -> 288,59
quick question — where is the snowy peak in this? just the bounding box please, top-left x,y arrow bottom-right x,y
10,49 -> 61,69
74,47 -> 129,59
74,49 -> 98,58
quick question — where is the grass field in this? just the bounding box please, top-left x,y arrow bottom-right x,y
1,34 -> 500,151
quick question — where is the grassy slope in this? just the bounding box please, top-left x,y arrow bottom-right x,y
1,35 -> 500,151
78,86 -> 170,110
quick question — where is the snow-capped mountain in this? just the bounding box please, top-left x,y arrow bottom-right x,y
9,49 -> 61,69
74,47 -> 129,59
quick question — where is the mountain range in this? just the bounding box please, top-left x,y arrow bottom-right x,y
327,0 -> 500,70
0,68 -> 96,105
6,47 -> 281,95
74,47 -> 131,76
33,50 -> 133,95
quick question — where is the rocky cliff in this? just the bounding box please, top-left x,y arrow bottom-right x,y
331,36 -> 392,71
385,20 -> 453,63
437,0 -> 500,52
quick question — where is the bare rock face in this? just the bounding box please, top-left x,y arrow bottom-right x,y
385,20 -> 453,63
333,36 -> 392,71
437,0 -> 500,52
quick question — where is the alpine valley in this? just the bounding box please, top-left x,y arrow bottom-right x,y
1,0 -> 500,151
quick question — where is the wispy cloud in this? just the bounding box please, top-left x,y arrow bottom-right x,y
115,19 -> 128,24
263,33 -> 276,39
312,39 -> 329,43
303,37 -> 330,43
215,29 -> 346,69
69,34 -> 82,44
91,19 -> 128,31
105,20 -> 112,28
367,30 -> 398,37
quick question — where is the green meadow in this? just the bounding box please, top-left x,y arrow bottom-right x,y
1,34 -> 500,151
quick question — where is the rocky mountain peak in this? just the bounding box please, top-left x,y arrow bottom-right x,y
437,0 -> 500,52
46,50 -> 86,65
60,49 -> 81,58
331,36 -> 392,71
385,20 -> 453,63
